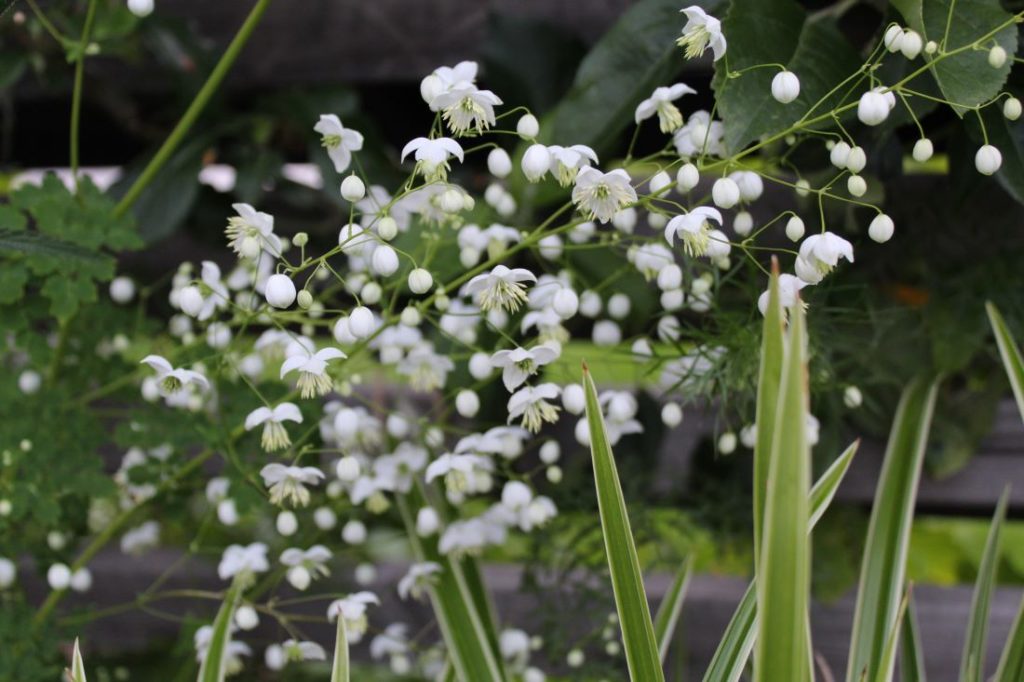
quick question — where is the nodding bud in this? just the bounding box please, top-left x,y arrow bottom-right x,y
265,274 -> 296,309
407,268 -> 433,294
771,70 -> 801,104
521,144 -> 551,182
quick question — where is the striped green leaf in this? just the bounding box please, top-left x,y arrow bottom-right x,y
69,638 -> 87,682
755,302 -> 812,682
397,493 -> 505,682
987,302 -> 1024,422
654,555 -> 694,663
960,487 -> 1011,682
995,597 -> 1024,682
845,375 -> 939,682
583,363 -> 665,682
753,262 -> 786,566
703,439 -> 858,682
899,592 -> 927,682
873,591 -> 910,682
330,612 -> 349,682
197,580 -> 243,682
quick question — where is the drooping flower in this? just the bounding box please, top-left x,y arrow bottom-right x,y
678,6 -> 727,61
314,114 -> 364,173
140,355 -> 209,396
462,265 -> 537,313
425,453 -> 493,494
547,145 -> 599,186
794,232 -> 854,284
507,383 -> 561,432
280,347 -> 347,398
194,624 -> 251,674
490,342 -> 561,391
218,542 -> 269,581
571,168 -> 637,224
280,545 -> 332,590
269,640 -> 327,668
396,342 -> 456,391
757,273 -> 808,316
434,84 -> 503,135
225,203 -> 281,259
259,464 -> 325,507
245,403 -> 303,451
400,137 -> 464,182
635,83 -> 698,133
397,561 -> 443,601
664,206 -> 724,257
327,591 -> 380,643
420,60 -> 478,111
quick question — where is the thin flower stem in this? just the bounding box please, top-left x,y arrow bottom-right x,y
69,0 -> 99,191
24,0 -> 70,47
112,0 -> 275,218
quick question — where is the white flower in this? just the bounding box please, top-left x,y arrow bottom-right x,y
421,61 -> 478,110
462,265 -> 537,313
674,110 -> 725,157
571,168 -> 637,224
521,144 -> 552,182
371,623 -> 411,663
327,591 -> 380,643
276,640 -> 327,665
635,83 -> 697,133
194,625 -> 251,673
757,274 -> 808,315
120,521 -> 160,555
245,403 -> 303,451
548,145 -> 599,186
507,383 -> 561,432
396,343 -> 456,391
664,206 -> 723,257
280,545 -> 332,590
490,342 -> 561,391
678,6 -> 727,61
225,203 -> 281,259
795,232 -> 854,284
218,542 -> 269,581
314,114 -> 364,173
280,347 -> 347,398
397,562 -> 443,600
434,84 -> 503,135
439,516 -> 506,556
260,464 -> 325,507
400,137 -> 464,182
140,355 -> 209,396
425,453 -> 493,494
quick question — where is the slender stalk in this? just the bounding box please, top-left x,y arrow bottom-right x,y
70,0 -> 99,191
112,0 -> 275,217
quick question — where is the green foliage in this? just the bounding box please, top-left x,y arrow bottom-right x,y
1,175 -> 139,320
713,0 -> 861,153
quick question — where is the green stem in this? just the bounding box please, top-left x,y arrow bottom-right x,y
70,0 -> 99,191
112,0 -> 275,218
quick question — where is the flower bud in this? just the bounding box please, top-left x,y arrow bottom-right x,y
0,558 -> 16,589
676,163 -> 700,192
314,506 -> 337,530
847,175 -> 867,197
235,605 -> 260,630
47,563 -> 71,590
416,507 -> 440,536
521,144 -> 551,182
883,24 -> 904,52
377,216 -> 398,240
297,290 -> 313,309
516,114 -> 540,139
989,45 -> 1008,69
553,288 -> 579,319
607,293 -> 631,319
649,171 -> 672,195
562,383 -> 585,415
276,511 -> 298,536
1004,97 -> 1022,121
487,148 -> 513,178
579,290 -> 602,317
539,235 -> 563,260
128,0 -> 154,17
593,319 -> 622,346
830,141 -> 851,169
18,370 -> 40,395
265,274 -> 297,309
455,390 -> 480,418
371,244 -> 399,276
976,144 -> 1003,175
70,567 -> 92,593
109,276 -> 135,304
179,285 -> 204,317
658,264 -> 682,290
287,565 -> 312,591
900,29 -> 923,59
912,138 -> 934,162
340,174 -> 366,202
771,70 -> 801,104
846,146 -> 867,174
348,306 -> 375,338
718,431 -> 737,455
844,385 -> 863,409
868,213 -> 894,243
292,232 -> 309,247
336,455 -> 360,481
711,177 -> 740,209
661,288 -> 685,311
408,267 -> 433,294
857,90 -> 891,126
661,402 -> 683,427
400,306 -> 421,326
342,520 -> 367,544
733,210 -> 754,236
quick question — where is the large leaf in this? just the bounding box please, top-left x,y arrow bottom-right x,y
995,597 -> 1024,682
891,0 -> 1017,116
987,302 -> 1024,422
754,303 -> 812,682
549,0 -> 721,155
0,229 -> 111,266
583,364 -> 665,682
330,613 -> 349,682
846,376 -> 939,682
753,264 -> 786,564
653,556 -> 694,664
960,487 -> 1011,682
703,439 -> 858,682
397,494 -> 505,682
196,580 -> 243,682
712,0 -> 860,153
899,592 -> 927,682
